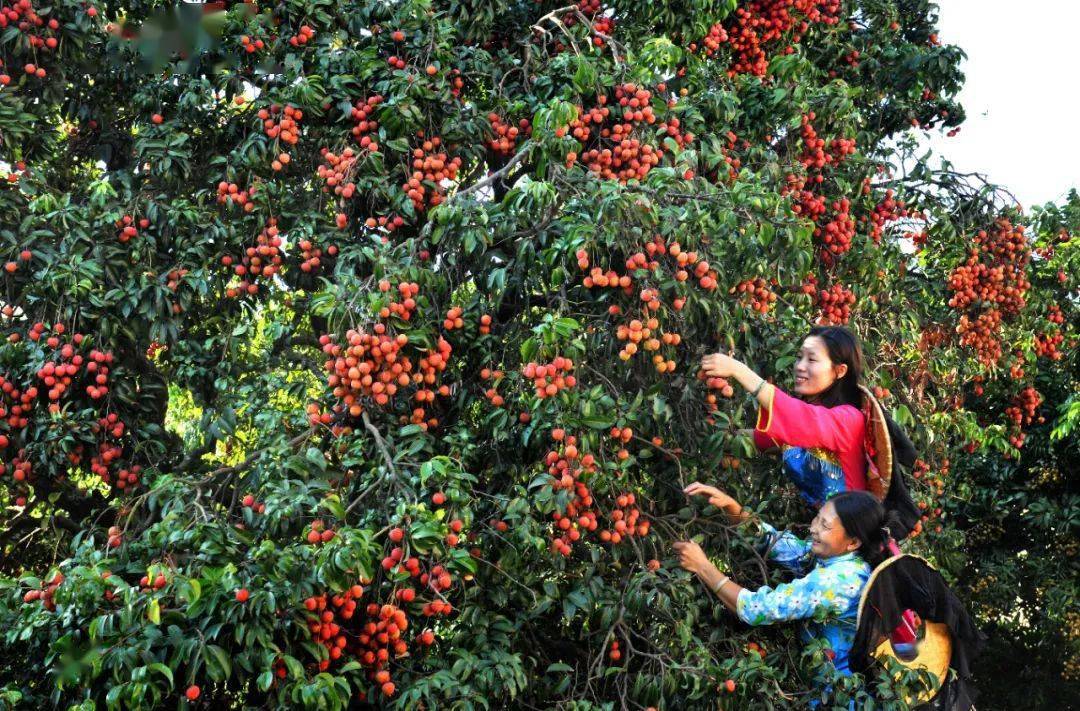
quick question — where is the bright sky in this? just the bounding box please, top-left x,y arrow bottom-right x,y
920,1 -> 1080,209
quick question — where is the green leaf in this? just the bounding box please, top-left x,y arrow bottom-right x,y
148,663 -> 174,688
183,578 -> 201,607
579,415 -> 614,429
257,670 -> 274,692
572,56 -> 597,94
204,644 -> 232,682
520,337 -> 538,363
283,655 -> 305,680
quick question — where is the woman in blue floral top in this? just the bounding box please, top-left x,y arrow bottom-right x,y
674,485 -> 895,679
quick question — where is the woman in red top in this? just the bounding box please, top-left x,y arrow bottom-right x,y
701,325 -> 870,507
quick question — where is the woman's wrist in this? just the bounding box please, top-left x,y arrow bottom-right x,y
695,561 -> 726,588
733,362 -> 760,392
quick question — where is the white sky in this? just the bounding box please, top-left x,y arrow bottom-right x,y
920,1 -> 1080,209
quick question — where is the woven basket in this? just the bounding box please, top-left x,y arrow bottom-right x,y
858,555 -> 953,704
859,384 -> 893,502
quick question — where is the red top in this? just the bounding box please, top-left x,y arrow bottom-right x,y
753,385 -> 869,495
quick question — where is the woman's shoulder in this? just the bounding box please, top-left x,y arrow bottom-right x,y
820,552 -> 872,577
832,402 -> 865,417
829,403 -> 867,431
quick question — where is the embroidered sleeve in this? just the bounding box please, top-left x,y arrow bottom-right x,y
753,428 -> 781,452
735,561 -> 864,626
755,386 -> 863,453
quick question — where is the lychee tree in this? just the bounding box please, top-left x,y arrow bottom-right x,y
0,0 -> 1076,709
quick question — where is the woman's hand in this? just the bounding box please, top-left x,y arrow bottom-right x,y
672,540 -> 712,576
701,352 -> 770,406
701,352 -> 742,379
684,482 -> 740,511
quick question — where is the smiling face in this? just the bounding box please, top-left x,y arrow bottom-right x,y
794,335 -> 848,398
809,501 -> 861,558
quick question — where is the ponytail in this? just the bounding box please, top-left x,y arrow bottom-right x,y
882,414 -> 921,541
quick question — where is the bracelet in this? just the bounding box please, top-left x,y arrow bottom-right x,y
750,378 -> 767,399
711,575 -> 731,595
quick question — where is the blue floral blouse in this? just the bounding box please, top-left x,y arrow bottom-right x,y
735,521 -> 871,675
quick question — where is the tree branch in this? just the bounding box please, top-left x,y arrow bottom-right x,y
361,410 -> 397,479
198,426 -> 318,489
454,142 -> 534,200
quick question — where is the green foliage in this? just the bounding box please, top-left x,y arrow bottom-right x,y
0,0 -> 1075,709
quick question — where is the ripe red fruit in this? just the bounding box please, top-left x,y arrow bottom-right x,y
235,588 -> 249,602
86,6 -> 98,17
725,679 -> 736,693
381,681 -> 395,696
185,685 -> 200,700
242,494 -> 254,507
432,492 -> 446,506
151,113 -> 163,124
389,527 -> 404,542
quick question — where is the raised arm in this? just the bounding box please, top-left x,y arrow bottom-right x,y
683,482 -> 752,526
754,386 -> 864,453
701,353 -> 864,454
756,521 -> 813,573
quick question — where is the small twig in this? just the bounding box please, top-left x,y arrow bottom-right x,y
360,410 -> 397,479
198,426 -> 318,489
531,6 -> 582,57
343,476 -> 383,517
454,142 -> 534,200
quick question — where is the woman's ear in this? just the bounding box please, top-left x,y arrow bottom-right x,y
845,536 -> 861,553
833,363 -> 848,380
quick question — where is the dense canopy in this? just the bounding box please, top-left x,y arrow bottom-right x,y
0,0 -> 1076,709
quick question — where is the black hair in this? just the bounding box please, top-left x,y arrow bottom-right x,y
805,326 -> 864,408
828,490 -> 901,569
806,326 -> 921,540
882,418 -> 921,541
